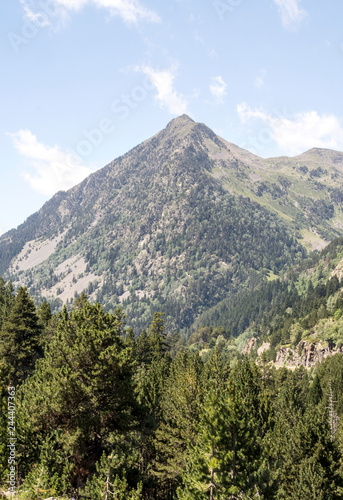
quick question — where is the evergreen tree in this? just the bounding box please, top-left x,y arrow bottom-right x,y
37,299 -> 52,327
231,358 -> 272,496
0,286 -> 42,386
0,278 -> 15,328
18,430 -> 74,499
268,368 -> 342,499
178,373 -> 238,499
148,312 -> 168,359
152,351 -> 203,496
17,301 -> 136,487
82,451 -> 143,500
136,328 -> 151,364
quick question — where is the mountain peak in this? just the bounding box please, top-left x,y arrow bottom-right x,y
164,114 -> 196,134
168,114 -> 195,125
4,116 -> 343,332
293,146 -> 343,168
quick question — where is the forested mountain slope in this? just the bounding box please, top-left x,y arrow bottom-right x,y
1,283 -> 343,499
188,237 -> 343,368
1,115 -> 343,332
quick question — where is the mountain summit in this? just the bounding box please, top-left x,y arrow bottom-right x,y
1,116 -> 343,331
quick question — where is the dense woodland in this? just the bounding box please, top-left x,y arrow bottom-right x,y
2,271 -> 343,499
1,157 -> 306,335
190,237 -> 343,349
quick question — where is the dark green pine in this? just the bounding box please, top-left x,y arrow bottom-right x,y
148,312 -> 168,359
0,278 -> 15,329
0,286 -> 42,386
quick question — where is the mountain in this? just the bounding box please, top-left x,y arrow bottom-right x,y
1,115 -> 343,332
185,236 -> 343,369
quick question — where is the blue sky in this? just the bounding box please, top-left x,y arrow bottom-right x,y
1,0 -> 343,233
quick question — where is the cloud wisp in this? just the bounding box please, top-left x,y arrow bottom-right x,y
210,76 -> 227,101
273,0 -> 307,30
8,129 -> 93,196
21,0 -> 161,26
137,64 -> 189,115
237,103 -> 343,155
254,69 -> 266,89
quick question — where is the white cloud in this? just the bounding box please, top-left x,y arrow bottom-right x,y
21,0 -> 160,26
21,1 -> 52,26
8,129 -> 93,196
19,0 -> 68,29
237,103 -> 271,123
209,76 -> 227,101
237,103 -> 343,155
274,0 -> 307,30
137,64 -> 188,115
254,69 -> 266,89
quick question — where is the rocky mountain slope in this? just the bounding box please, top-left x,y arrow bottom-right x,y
185,237 -> 343,370
243,237 -> 343,367
1,115 -> 343,332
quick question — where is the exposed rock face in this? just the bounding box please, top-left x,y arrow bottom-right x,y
275,340 -> 343,369
243,337 -> 257,354
257,342 -> 270,356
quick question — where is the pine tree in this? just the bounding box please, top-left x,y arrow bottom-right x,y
0,278 -> 15,328
177,352 -> 238,499
82,452 -> 143,500
19,430 -> 74,499
231,358 -> 271,496
269,368 -> 342,499
148,312 -> 168,359
0,286 -> 42,386
37,300 -> 52,327
125,327 -> 136,353
136,329 -> 151,364
152,351 -> 203,496
17,301 -> 137,486
178,355 -> 273,499
74,292 -> 89,309
178,375 -> 239,499
307,374 -> 323,406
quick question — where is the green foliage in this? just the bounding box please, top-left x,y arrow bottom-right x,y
2,284 -> 343,498
148,312 -> 168,359
178,364 -> 236,499
18,431 -> 73,499
82,452 -> 142,500
289,322 -> 305,347
17,300 -> 136,484
36,299 -> 51,327
0,286 -> 42,386
179,357 -> 271,499
0,278 -> 15,329
152,352 -> 203,492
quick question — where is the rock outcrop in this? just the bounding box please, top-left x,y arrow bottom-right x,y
243,337 -> 257,354
275,340 -> 343,369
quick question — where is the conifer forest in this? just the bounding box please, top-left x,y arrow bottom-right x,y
2,265 -> 343,499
